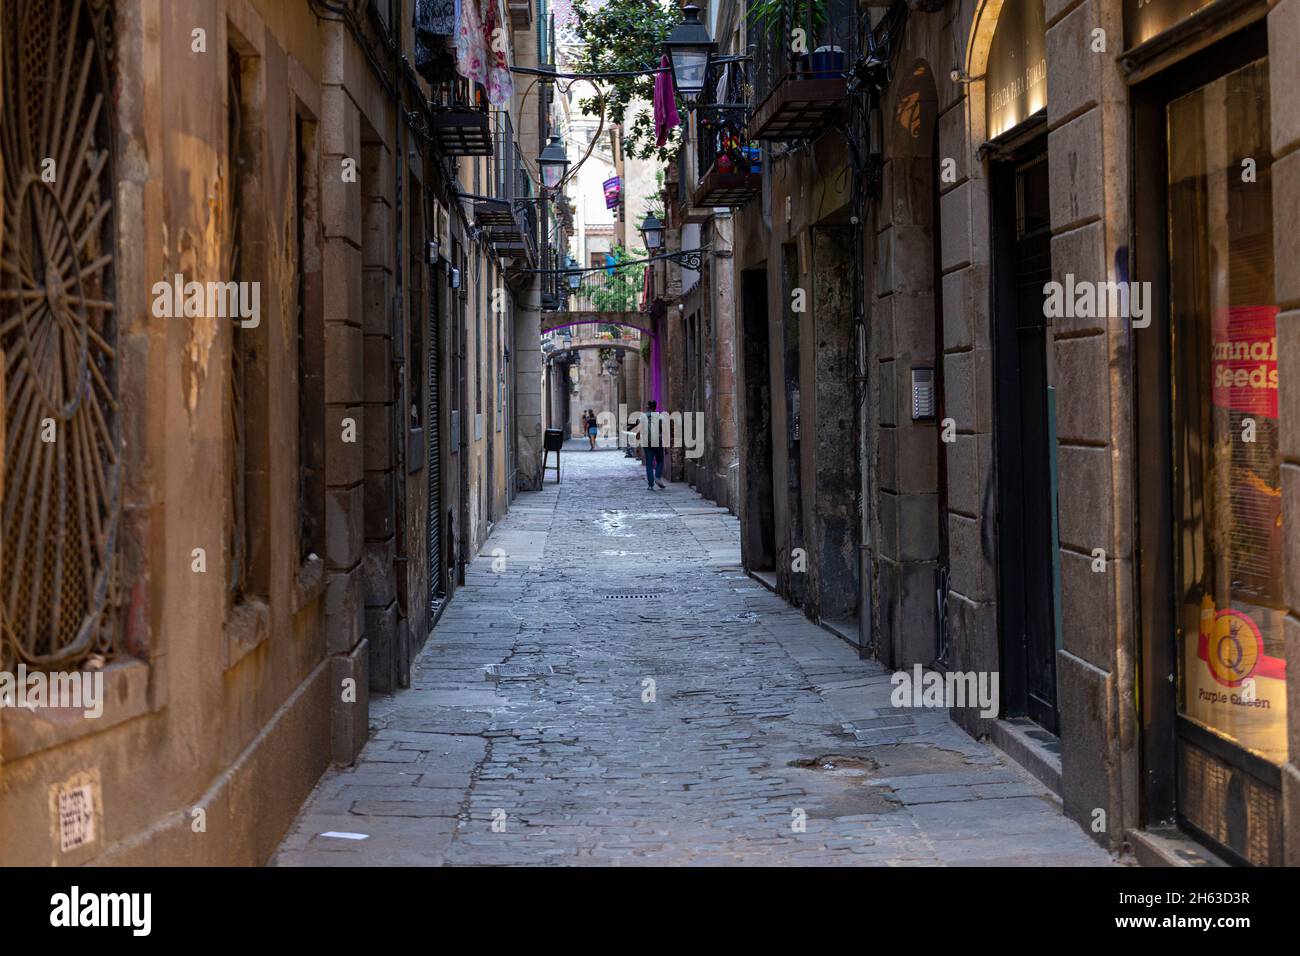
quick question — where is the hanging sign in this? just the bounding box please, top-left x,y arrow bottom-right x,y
985,0 -> 1048,139
603,176 -> 622,209
1124,0 -> 1217,48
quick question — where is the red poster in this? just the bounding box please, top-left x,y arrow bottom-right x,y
1212,304 -> 1279,417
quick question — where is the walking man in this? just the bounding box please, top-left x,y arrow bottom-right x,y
642,400 -> 667,490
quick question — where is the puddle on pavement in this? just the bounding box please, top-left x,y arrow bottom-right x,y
865,743 -> 977,777
789,754 -> 879,777
784,744 -> 996,819
595,511 -> 632,536
787,746 -> 984,817
787,753 -> 900,817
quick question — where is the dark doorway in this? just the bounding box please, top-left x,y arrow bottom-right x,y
456,241 -> 470,587
741,267 -> 776,571
992,148 -> 1059,734
779,244 -> 806,603
427,222 -> 445,622
931,120 -> 951,663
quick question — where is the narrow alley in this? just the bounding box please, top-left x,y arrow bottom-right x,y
5,0 -> 1297,884
275,444 -> 1114,866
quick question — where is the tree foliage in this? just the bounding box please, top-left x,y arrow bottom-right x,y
571,0 -> 681,162
585,245 -> 647,312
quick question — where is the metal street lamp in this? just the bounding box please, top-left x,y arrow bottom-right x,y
639,214 -> 665,251
538,134 -> 570,190
663,4 -> 715,104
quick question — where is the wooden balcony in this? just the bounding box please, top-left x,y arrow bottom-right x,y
747,75 -> 846,142
474,198 -> 516,230
479,204 -> 537,266
692,162 -> 761,208
431,109 -> 493,156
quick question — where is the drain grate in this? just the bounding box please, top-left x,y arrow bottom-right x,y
602,592 -> 662,600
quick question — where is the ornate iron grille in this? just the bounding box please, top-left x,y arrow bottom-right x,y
1,0 -> 121,672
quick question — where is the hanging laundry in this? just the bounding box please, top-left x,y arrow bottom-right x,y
654,54 -> 681,148
414,0 -> 456,82
455,0 -> 488,87
483,0 -> 514,106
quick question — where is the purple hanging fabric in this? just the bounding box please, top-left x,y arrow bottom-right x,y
654,55 -> 680,148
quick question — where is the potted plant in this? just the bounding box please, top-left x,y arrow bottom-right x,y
746,0 -> 831,73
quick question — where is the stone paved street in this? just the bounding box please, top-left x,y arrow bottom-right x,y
274,442 -> 1116,866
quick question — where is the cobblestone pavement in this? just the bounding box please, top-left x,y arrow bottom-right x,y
275,442 -> 1117,866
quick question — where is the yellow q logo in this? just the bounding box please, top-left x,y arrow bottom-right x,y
1206,610 -> 1262,687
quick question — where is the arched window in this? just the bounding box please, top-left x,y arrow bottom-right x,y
1,0 -> 121,672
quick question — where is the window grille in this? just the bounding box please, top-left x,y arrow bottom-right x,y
1,0 -> 121,671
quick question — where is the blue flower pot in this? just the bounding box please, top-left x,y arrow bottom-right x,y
809,46 -> 845,80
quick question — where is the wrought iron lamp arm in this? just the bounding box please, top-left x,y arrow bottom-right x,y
521,247 -> 712,276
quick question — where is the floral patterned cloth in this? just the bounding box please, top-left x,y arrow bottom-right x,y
455,0 -> 488,87
415,0 -> 456,35
483,0 -> 514,105
455,0 -> 512,105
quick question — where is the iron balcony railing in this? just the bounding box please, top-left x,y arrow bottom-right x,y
541,221 -> 562,310
429,74 -> 493,155
479,110 -> 538,263
746,0 -> 863,140
566,268 -> 647,313
692,57 -> 762,205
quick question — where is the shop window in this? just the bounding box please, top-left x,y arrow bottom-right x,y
1168,58 -> 1286,767
225,42 -> 270,650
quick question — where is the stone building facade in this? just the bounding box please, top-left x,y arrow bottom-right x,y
0,0 -> 544,865
687,0 -> 1300,864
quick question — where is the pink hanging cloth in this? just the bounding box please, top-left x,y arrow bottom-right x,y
483,0 -> 514,106
654,54 -> 681,147
455,0 -> 488,86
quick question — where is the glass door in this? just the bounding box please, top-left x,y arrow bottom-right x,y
1166,56 -> 1287,865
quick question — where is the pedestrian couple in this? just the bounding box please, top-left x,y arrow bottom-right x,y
638,401 -> 667,491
